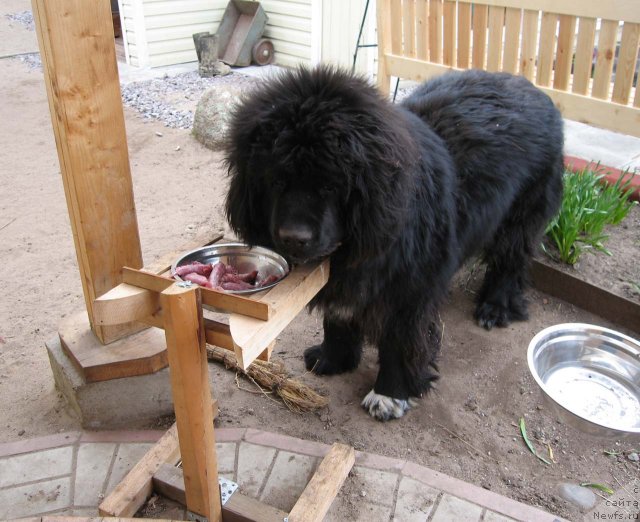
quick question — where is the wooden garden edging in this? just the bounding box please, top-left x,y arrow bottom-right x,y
377,0 -> 640,138
531,258 -> 640,335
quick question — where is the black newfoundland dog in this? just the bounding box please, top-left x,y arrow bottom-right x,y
224,66 -> 563,421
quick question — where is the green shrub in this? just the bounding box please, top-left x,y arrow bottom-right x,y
543,167 -> 637,265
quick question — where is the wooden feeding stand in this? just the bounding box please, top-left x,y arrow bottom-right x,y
32,0 -> 354,520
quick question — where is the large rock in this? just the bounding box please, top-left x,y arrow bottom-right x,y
192,85 -> 244,151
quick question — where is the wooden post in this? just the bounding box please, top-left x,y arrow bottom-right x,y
376,0 -> 392,96
161,283 -> 222,521
32,0 -> 144,344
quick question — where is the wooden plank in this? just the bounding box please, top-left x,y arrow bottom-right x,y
377,0 -> 394,95
428,0 -> 443,63
472,4 -> 488,69
152,463 -> 289,522
416,0 -> 429,60
229,259 -> 329,370
531,259 -> 640,334
502,7 -> 522,73
32,0 -> 143,345
592,19 -> 619,100
536,12 -> 557,86
390,0 -> 403,55
161,284 -> 221,521
288,443 -> 356,522
402,0 -> 416,57
94,270 -> 271,326
442,0 -> 456,66
126,267 -> 271,320
572,17 -> 597,95
99,424 -> 181,516
553,14 -> 577,90
59,311 -> 167,383
456,0 -> 640,24
520,9 -> 538,79
456,1 -> 472,68
382,54 -> 640,137
94,283 -> 161,327
612,22 -> 640,105
486,5 -> 505,71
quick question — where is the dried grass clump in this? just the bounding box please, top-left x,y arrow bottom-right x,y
206,346 -> 329,413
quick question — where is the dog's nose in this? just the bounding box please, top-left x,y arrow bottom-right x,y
278,225 -> 313,249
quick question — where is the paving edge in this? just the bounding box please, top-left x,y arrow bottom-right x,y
564,155 -> 640,201
0,428 -> 567,521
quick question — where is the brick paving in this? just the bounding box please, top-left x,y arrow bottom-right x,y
0,428 -> 575,521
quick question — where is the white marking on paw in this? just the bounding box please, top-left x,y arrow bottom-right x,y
361,389 -> 418,421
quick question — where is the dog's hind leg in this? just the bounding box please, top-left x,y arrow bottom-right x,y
475,164 -> 563,330
304,314 -> 363,375
362,307 -> 440,421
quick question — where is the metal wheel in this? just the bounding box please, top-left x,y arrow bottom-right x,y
251,38 -> 274,66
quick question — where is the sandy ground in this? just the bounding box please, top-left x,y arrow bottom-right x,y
1,6 -> 639,521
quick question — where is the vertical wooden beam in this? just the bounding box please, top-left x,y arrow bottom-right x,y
486,6 -> 506,72
32,0 -> 144,344
416,0 -> 429,60
520,9 -> 539,80
403,0 -> 416,57
472,4 -> 488,69
502,7 -> 522,74
457,2 -> 472,69
161,284 -> 221,521
536,12 -> 558,87
572,17 -> 597,95
554,15 -> 577,90
612,22 -> 640,105
592,19 -> 619,99
428,0 -> 443,63
377,0 -> 393,96
442,0 -> 456,67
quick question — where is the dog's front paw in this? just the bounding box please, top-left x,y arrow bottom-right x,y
304,345 -> 340,375
361,389 -> 418,421
474,299 -> 528,330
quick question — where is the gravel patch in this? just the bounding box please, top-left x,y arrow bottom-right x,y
6,11 -> 35,31
120,71 -> 261,129
16,52 -> 42,71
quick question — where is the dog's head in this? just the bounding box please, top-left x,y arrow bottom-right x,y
224,66 -> 417,264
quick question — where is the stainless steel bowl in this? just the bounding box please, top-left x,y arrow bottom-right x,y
171,243 -> 290,295
528,323 -> 640,439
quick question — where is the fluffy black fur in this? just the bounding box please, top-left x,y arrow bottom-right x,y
224,66 -> 563,421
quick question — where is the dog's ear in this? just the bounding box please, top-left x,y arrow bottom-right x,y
224,134 -> 272,247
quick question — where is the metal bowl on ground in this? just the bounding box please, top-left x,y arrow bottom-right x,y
171,243 -> 290,295
528,323 -> 640,439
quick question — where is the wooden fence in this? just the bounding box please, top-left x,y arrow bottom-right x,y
376,0 -> 640,137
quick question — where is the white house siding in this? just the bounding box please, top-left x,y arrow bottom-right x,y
261,0 -> 312,68
118,0 -> 364,70
320,0 -> 376,75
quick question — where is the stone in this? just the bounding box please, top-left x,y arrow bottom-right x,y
259,451 -> 317,511
199,60 -> 231,78
627,452 -> 639,462
74,443 -> 116,505
104,443 -> 154,495
350,466 -> 399,507
192,85 -> 243,151
0,446 -> 73,488
558,482 -> 597,511
393,477 -> 439,521
236,442 -> 277,497
0,477 -> 71,519
431,494 -> 483,522
46,336 -> 174,429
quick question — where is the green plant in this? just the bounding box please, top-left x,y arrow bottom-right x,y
544,167 -> 637,265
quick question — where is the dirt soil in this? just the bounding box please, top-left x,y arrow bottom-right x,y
1,12 -> 639,521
